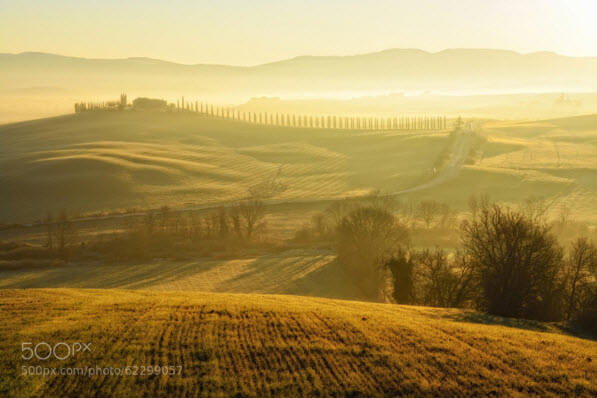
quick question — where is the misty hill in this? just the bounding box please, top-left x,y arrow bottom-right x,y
2,49 -> 597,98
0,111 -> 448,223
2,110 -> 597,227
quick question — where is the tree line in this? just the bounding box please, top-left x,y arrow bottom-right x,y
74,94 -> 448,130
176,98 -> 448,130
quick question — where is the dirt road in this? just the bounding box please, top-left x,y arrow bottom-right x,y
393,128 -> 472,195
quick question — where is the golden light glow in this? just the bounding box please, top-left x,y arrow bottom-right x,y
1,0 -> 596,65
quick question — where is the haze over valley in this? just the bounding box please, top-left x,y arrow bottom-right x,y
2,1 -> 597,396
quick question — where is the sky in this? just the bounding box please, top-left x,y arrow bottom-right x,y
1,0 -> 596,65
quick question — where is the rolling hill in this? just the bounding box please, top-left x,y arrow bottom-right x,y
0,111 -> 448,223
3,111 -> 597,228
0,289 -> 595,397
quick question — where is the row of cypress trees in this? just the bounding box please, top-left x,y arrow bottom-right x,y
174,98 -> 448,130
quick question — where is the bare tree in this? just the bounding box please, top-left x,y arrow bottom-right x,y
565,237 -> 597,320
462,204 -> 564,320
248,166 -> 287,199
417,249 -> 474,308
521,196 -> 552,222
143,211 -> 155,235
326,199 -> 355,229
438,203 -> 455,229
238,199 -> 265,239
557,204 -> 571,227
54,209 -> 75,257
418,200 -> 441,229
229,207 -> 242,237
45,211 -> 54,249
468,193 -> 491,221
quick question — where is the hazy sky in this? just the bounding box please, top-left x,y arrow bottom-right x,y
1,0 -> 596,65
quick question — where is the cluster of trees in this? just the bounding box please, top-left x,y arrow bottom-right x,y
295,195 -> 457,243
58,199 -> 271,263
74,94 -> 128,113
135,200 -> 267,241
41,198 -> 269,263
41,172 -> 287,262
298,193 -> 597,330
132,97 -> 168,111
390,205 -> 597,330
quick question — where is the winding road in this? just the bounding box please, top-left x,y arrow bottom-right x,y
392,127 -> 472,195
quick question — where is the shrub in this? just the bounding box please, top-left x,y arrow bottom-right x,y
575,295 -> 597,335
337,205 -> 408,300
386,249 -> 474,308
564,237 -> 597,320
386,249 -> 416,304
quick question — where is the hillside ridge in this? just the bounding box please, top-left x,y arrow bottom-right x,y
1,288 -> 595,397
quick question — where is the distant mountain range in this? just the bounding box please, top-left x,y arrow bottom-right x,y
1,49 -> 596,98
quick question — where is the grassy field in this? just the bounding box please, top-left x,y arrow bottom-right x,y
1,111 -> 597,397
0,289 -> 595,397
2,111 -> 597,230
0,111 -> 448,223
405,114 -> 597,222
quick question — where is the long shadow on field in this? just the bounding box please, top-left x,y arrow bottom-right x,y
216,252 -> 364,300
288,259 -> 369,301
440,310 -> 597,341
444,311 -> 552,332
0,259 -> 223,290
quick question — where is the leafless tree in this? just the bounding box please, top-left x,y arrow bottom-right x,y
143,211 -> 155,235
521,196 -> 552,223
238,199 -> 265,239
248,166 -> 287,199
417,249 -> 474,308
565,237 -> 597,320
418,200 -> 441,229
229,207 -> 242,237
468,193 -> 491,221
45,212 -> 54,249
462,204 -> 564,320
53,210 -> 75,257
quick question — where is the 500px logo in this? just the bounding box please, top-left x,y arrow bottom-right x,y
21,342 -> 92,361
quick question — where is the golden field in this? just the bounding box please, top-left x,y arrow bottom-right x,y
0,289 -> 595,397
